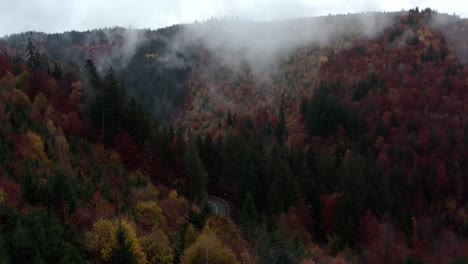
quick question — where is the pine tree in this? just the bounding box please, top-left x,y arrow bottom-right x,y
184,134 -> 207,203
268,149 -> 297,214
241,193 -> 259,241
109,224 -> 135,264
0,229 -> 11,264
11,224 -> 35,264
84,60 -> 101,90
275,96 -> 286,144
102,66 -> 124,141
226,110 -> 233,127
26,36 -> 41,72
52,62 -> 62,80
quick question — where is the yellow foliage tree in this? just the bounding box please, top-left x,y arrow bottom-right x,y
184,224 -> 199,248
0,72 -> 15,91
0,187 -> 6,205
136,201 -> 166,229
54,127 -> 69,163
13,72 -> 30,91
204,215 -> 255,263
11,88 -> 30,108
181,228 -> 238,264
86,219 -> 147,264
45,120 -> 69,163
33,92 -> 48,113
85,220 -> 118,261
69,81 -> 82,109
27,132 -> 49,164
117,220 -> 147,264
131,185 -> 160,203
140,229 -> 174,264
319,56 -> 329,66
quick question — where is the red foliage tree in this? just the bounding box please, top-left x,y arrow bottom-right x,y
72,206 -> 95,231
357,211 -> 380,247
0,54 -> 12,77
0,176 -> 21,207
114,130 -> 140,171
320,192 -> 342,237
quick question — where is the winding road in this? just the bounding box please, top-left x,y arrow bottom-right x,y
206,195 -> 230,218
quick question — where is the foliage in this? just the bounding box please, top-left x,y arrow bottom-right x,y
181,228 -> 238,264
0,10 -> 467,263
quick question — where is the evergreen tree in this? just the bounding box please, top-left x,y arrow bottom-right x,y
184,134 -> 207,203
268,148 -> 297,214
0,229 -> 11,264
26,36 -> 41,72
51,62 -> 62,80
102,66 -> 124,142
275,96 -> 286,144
109,225 -> 135,264
336,152 -> 368,246
84,59 -> 101,90
11,224 -> 35,263
226,110 -> 233,127
241,193 -> 259,241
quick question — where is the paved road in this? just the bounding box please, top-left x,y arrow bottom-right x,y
206,195 -> 230,218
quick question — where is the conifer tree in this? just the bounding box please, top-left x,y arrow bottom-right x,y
184,134 -> 207,203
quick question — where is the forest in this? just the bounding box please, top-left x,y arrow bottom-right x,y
0,8 -> 468,263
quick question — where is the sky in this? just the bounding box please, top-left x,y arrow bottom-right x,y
0,0 -> 466,36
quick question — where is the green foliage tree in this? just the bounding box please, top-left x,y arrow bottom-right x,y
184,134 -> 207,203
268,147 -> 298,215
26,36 -> 41,72
0,228 -> 11,264
275,96 -> 286,144
109,224 -> 136,264
240,192 -> 259,241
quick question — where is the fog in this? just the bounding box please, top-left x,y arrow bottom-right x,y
170,13 -> 395,72
0,0 -> 466,37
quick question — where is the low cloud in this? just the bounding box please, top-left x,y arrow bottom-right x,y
167,12 -> 395,73
0,0 -> 466,37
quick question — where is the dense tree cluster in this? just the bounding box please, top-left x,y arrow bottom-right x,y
0,9 -> 468,263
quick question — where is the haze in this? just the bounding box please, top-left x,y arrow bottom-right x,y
0,0 -> 466,36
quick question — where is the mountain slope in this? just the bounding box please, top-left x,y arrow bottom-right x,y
1,8 -> 468,263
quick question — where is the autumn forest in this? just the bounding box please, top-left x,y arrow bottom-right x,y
0,8 -> 468,264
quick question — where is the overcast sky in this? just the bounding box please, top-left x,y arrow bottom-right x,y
0,0 -> 466,36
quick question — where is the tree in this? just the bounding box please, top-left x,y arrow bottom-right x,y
86,220 -> 118,262
109,221 -> 147,264
239,152 -> 258,202
240,193 -> 259,240
181,228 -> 237,264
320,192 -> 343,237
51,62 -> 62,80
26,36 -> 42,72
268,149 -> 297,215
86,220 -> 146,264
140,229 -> 174,264
10,224 -> 35,264
0,176 -> 21,208
136,201 -> 166,231
0,229 -> 10,264
8,212 -> 67,264
184,134 -> 207,203
275,96 -> 286,144
84,59 -> 101,90
338,152 -> 368,220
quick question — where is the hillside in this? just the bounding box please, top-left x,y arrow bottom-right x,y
0,8 -> 468,263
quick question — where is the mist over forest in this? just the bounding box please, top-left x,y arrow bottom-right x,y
0,7 -> 468,264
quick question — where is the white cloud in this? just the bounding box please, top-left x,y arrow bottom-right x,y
0,0 -> 466,36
